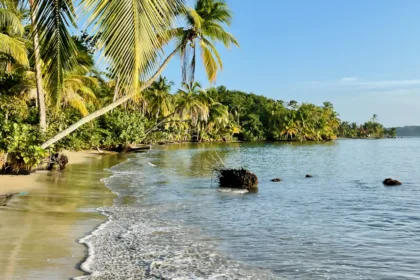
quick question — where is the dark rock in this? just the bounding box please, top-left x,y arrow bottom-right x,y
383,178 -> 402,186
305,174 -> 313,178
47,153 -> 69,171
0,193 -> 16,206
217,168 -> 258,191
271,178 -> 282,182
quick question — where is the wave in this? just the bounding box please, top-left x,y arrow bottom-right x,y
75,156 -> 279,280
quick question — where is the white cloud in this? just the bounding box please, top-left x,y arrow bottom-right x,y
339,77 -> 359,82
304,78 -> 420,93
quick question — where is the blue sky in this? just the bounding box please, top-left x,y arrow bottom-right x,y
159,0 -> 420,127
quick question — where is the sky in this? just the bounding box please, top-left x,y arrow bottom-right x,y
159,0 -> 420,127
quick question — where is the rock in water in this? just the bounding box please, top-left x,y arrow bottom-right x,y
271,178 -> 282,182
218,168 -> 258,191
383,178 -> 402,186
48,153 -> 69,171
305,174 -> 313,178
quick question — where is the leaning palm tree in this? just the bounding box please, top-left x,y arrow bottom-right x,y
40,0 -> 185,149
168,0 -> 239,83
41,0 -> 239,149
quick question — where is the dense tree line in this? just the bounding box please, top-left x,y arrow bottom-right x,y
338,115 -> 397,139
0,0 -> 394,173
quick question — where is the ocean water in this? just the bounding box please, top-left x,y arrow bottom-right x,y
77,139 -> 420,279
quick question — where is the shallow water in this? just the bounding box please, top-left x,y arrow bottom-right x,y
82,139 -> 420,279
0,154 -> 125,280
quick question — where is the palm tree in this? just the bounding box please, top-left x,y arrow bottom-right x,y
40,0 -> 185,148
281,116 -> 298,141
145,76 -> 174,120
175,82 -> 210,124
61,75 -> 98,116
229,104 -> 243,125
0,4 -> 29,69
40,0 -> 240,149
142,81 -> 210,138
168,0 -> 239,83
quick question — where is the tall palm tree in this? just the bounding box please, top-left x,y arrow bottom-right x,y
41,0 -> 186,148
41,0 -> 239,149
168,0 -> 239,83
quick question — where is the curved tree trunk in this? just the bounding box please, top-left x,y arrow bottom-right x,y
29,0 -> 47,133
41,44 -> 182,149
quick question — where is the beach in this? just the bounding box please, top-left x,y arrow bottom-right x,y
0,151 -> 127,280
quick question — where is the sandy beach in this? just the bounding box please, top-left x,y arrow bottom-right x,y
0,151 -> 126,280
0,150 -> 116,195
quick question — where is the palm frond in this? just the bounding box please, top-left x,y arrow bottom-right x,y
0,33 -> 29,67
199,39 -> 217,82
0,8 -> 24,35
82,0 -> 184,93
201,37 -> 222,69
202,21 -> 239,47
33,0 -> 78,107
185,7 -> 202,28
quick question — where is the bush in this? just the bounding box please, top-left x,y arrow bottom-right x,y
0,123 -> 46,173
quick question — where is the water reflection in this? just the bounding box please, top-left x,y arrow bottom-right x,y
0,154 -> 126,280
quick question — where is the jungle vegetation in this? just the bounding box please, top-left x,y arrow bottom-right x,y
0,0 -> 395,172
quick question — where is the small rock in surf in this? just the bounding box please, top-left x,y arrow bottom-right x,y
383,178 -> 402,186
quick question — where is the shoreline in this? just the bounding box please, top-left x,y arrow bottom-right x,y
0,150 -> 117,195
0,151 -> 127,280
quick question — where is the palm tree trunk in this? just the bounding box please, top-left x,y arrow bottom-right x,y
29,0 -> 47,133
41,44 -> 182,149
112,75 -> 120,102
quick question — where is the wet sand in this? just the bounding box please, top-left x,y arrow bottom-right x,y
0,150 -> 117,195
0,152 -> 127,280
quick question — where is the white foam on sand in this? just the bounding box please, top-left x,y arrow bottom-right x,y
217,188 -> 249,194
74,156 -> 278,280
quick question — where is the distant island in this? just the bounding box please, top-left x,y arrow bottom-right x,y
395,126 -> 420,137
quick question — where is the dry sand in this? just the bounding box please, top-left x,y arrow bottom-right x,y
0,150 -> 116,195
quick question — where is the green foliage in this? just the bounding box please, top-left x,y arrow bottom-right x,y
0,122 -> 46,172
338,115 -> 394,139
207,87 -> 342,141
99,110 -> 146,147
168,0 -> 239,83
0,0 -> 392,173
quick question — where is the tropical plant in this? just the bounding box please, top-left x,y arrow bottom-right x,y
168,0 -> 239,83
0,4 -> 29,69
145,76 -> 174,120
